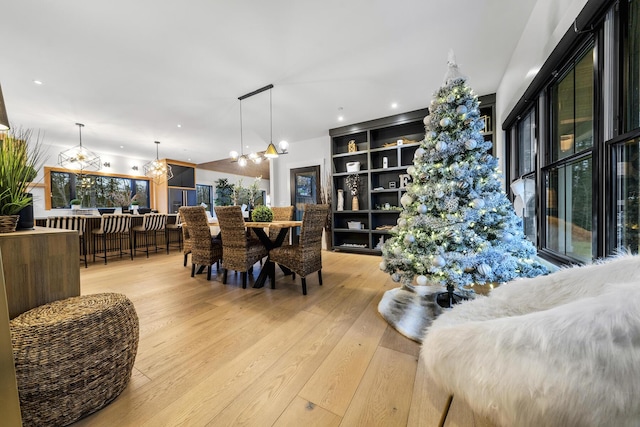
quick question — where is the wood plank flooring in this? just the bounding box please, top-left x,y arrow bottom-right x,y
71,250 -> 493,427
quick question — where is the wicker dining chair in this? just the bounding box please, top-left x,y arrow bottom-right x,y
269,204 -> 329,295
214,205 -> 268,288
269,206 -> 295,243
132,213 -> 168,257
178,206 -> 222,280
45,215 -> 88,268
91,214 -> 133,264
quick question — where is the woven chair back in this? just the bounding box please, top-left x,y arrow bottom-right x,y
141,213 -> 167,231
214,206 -> 249,249
178,206 -> 209,228
271,206 -> 294,221
98,214 -> 132,233
46,216 -> 87,236
299,204 -> 329,247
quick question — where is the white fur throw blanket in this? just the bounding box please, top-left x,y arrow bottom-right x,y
421,255 -> 640,427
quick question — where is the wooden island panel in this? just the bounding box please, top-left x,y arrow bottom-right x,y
0,227 -> 80,319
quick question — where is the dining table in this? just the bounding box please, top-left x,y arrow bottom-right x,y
243,220 -> 302,288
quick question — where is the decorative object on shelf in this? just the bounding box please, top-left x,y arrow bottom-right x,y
0,83 -> 9,131
399,173 -> 411,189
231,84 -> 288,165
251,205 -> 273,222
70,199 -> 81,210
388,181 -> 396,189
0,127 -> 44,232
143,141 -> 173,184
345,174 -> 360,211
348,140 -> 357,152
346,161 -> 360,172
347,221 -> 362,230
378,52 -> 547,342
58,123 -> 101,172
336,189 -> 344,211
382,157 -> 388,168
375,236 -> 384,250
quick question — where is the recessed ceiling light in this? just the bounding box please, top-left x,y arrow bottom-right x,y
391,103 -> 398,109
177,124 -> 182,128
33,80 -> 43,85
120,145 -> 124,149
338,116 -> 344,122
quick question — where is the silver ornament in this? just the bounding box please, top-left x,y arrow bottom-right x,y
400,193 -> 413,207
423,116 -> 431,126
407,165 -> 416,175
379,261 -> 386,271
436,141 -> 448,151
416,275 -> 428,286
471,198 -> 485,209
397,218 -> 407,227
404,234 -> 415,244
414,147 -> 425,158
439,117 -> 451,127
392,273 -> 401,282
477,263 -> 492,276
432,255 -> 446,267
418,204 -> 427,214
435,190 -> 444,199
456,105 -> 468,114
465,139 -> 477,150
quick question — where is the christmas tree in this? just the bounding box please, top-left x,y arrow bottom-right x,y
380,54 -> 547,298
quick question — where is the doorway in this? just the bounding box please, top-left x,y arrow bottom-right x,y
290,165 -> 321,243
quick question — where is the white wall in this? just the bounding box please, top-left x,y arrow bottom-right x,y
268,135 -> 331,207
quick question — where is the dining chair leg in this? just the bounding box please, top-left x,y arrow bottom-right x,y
292,273 -> 296,280
207,265 -> 212,281
222,269 -> 228,284
191,263 -> 196,277
242,272 -> 247,289
318,270 -> 322,285
183,253 -> 188,267
301,277 -> 307,295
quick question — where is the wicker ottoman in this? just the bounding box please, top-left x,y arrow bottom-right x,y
10,293 -> 139,427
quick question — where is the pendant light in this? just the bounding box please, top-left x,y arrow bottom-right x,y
144,141 -> 173,184
0,84 -> 10,131
58,123 -> 102,171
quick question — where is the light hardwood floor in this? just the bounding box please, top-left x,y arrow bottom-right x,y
71,250 -> 493,427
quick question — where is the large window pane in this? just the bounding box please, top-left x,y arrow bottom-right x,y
552,48 -> 594,161
196,184 -> 213,214
517,110 -> 535,175
625,0 -> 640,132
48,168 -> 150,209
545,157 -> 593,261
615,137 -> 640,252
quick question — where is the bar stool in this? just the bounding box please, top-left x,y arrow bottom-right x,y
45,215 -> 88,268
165,213 -> 183,252
91,214 -> 133,264
132,213 -> 168,257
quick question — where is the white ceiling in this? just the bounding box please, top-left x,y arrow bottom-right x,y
1,0 -> 536,164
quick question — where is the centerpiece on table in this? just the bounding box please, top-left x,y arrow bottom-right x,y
251,205 -> 273,222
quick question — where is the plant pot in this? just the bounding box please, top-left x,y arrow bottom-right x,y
0,215 -> 20,233
71,204 -> 80,210
17,193 -> 34,230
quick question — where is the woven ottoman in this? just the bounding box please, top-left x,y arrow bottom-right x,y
10,293 -> 139,427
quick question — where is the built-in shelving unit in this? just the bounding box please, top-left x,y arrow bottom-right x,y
329,94 -> 495,254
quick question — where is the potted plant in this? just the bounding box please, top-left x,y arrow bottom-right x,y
0,128 -> 44,232
70,199 -> 81,210
251,205 -> 273,222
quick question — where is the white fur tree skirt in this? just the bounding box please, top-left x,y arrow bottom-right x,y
377,284 -> 447,342
421,255 -> 640,427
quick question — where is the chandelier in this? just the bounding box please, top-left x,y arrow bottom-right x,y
58,123 -> 101,171
0,83 -> 9,131
143,141 -> 173,184
230,84 -> 288,166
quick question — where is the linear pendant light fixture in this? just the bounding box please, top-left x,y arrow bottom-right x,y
230,84 -> 288,166
58,123 -> 102,171
0,83 -> 10,131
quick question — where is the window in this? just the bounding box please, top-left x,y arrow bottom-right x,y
545,157 -> 593,262
551,50 -> 594,161
196,184 -> 213,214
624,0 -> 640,132
511,108 -> 538,244
47,167 -> 150,209
544,45 -> 595,262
